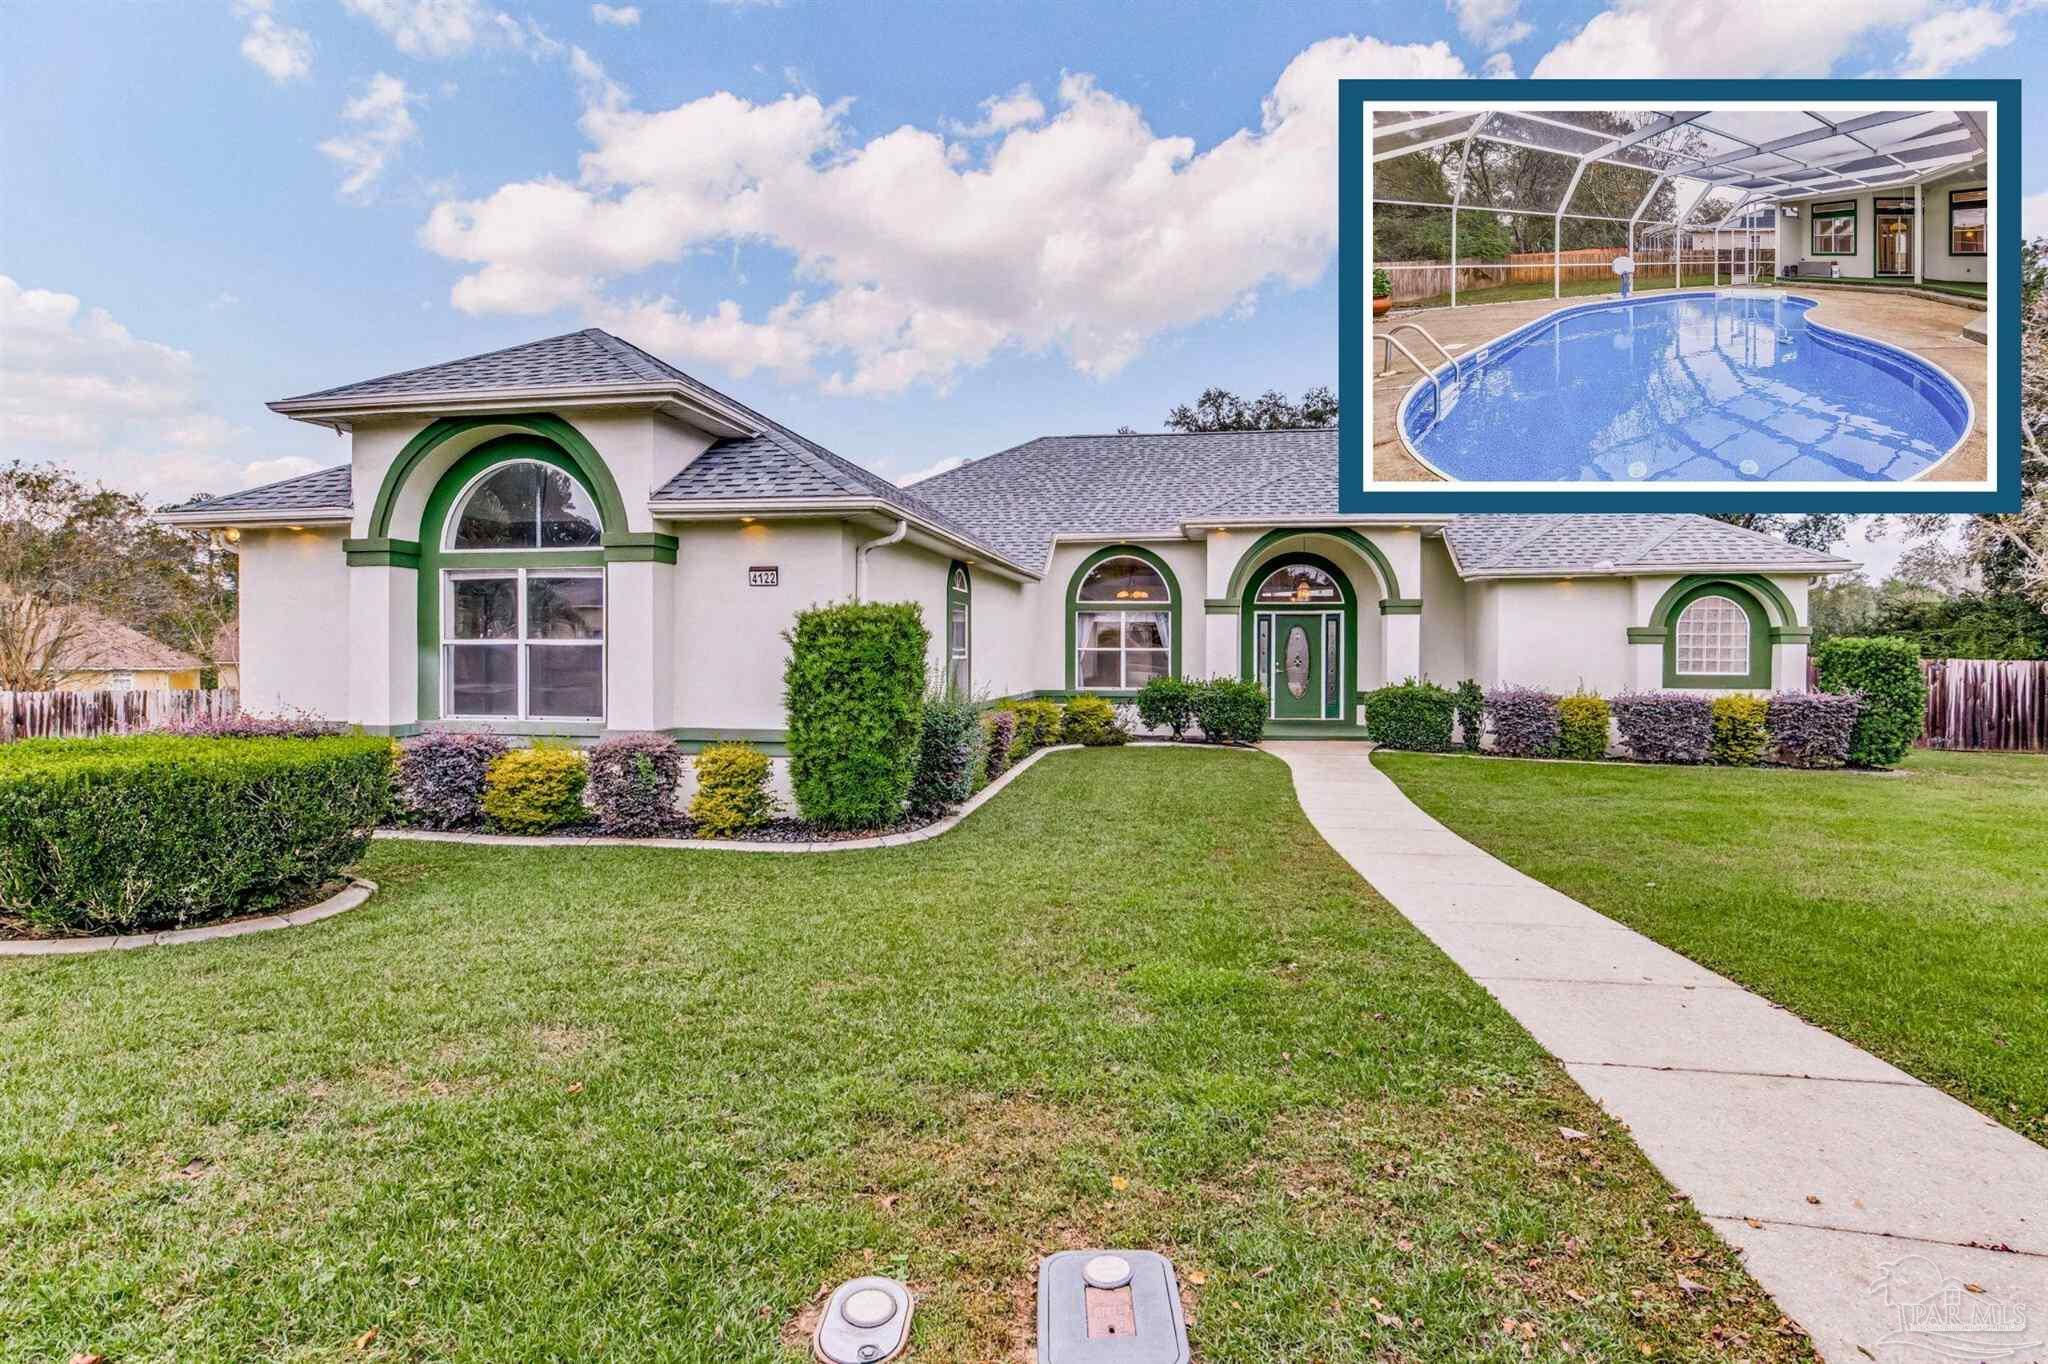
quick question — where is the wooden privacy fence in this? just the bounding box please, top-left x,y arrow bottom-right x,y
1920,660 -> 2046,753
0,688 -> 240,742
1377,250 -> 1766,304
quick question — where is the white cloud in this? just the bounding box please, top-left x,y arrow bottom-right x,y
0,275 -> 288,501
421,35 -> 1472,395
896,455 -> 965,486
1449,0 -> 1531,49
591,3 -> 640,25
1533,0 -> 1933,77
1897,4 -> 2014,75
239,455 -> 325,486
945,83 -> 1047,138
2023,190 -> 2048,240
235,1 -> 313,82
1482,52 -> 1517,78
340,0 -> 551,58
319,73 -> 422,201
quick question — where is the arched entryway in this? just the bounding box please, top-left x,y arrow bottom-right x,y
1242,553 -> 1354,722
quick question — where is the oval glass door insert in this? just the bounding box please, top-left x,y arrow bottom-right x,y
1284,626 -> 1309,698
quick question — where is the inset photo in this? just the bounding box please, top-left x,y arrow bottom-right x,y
1340,82 -> 2022,512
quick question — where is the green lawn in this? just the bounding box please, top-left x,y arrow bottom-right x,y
1376,750 -> 2048,1144
0,749 -> 1808,1363
1788,275 -> 1987,299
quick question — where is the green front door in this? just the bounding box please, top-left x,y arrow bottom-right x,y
1271,611 -> 1323,719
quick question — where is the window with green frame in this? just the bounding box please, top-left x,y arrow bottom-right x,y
945,562 -> 971,699
1067,547 -> 1180,692
1810,201 -> 1856,256
1949,187 -> 1986,256
1663,584 -> 1770,689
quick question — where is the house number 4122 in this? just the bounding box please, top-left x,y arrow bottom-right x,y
747,566 -> 779,587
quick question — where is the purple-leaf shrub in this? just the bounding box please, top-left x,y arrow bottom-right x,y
154,709 -> 343,738
395,730 -> 508,828
1766,690 -> 1864,768
587,732 -> 686,836
1484,686 -> 1561,757
1610,691 -> 1713,763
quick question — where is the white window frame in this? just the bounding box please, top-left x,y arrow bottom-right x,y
1074,555 -> 1173,692
442,567 -> 606,722
1673,595 -> 1749,676
442,458 -> 603,553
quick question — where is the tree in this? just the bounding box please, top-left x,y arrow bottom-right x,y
1704,512 -> 1850,554
1164,386 -> 1336,433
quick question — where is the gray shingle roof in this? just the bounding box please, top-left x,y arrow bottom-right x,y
160,464 -> 352,516
277,327 -> 741,407
909,430 -> 1853,577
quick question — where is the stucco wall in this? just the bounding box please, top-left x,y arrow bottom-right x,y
863,537 -> 953,692
1418,536 -> 1471,684
1777,174 -> 1988,284
238,527 -> 352,719
1481,577 -> 1634,693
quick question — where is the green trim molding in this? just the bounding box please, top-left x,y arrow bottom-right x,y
1203,598 -> 1241,614
946,560 -> 973,700
1646,573 -> 1796,634
1626,626 -> 1668,644
1238,549 -> 1362,729
1223,526 -> 1403,603
1770,627 -> 1813,644
1379,597 -> 1423,615
369,413 -> 631,542
1064,544 -> 1184,692
601,531 -> 679,565
343,537 -> 420,568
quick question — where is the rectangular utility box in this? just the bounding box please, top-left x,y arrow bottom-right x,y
1036,1250 -> 1190,1364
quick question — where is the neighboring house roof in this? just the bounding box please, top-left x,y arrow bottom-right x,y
909,430 -> 1856,578
56,610 -> 203,674
161,464 -> 352,517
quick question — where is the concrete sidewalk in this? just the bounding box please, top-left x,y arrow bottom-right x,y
1267,742 -> 2048,1364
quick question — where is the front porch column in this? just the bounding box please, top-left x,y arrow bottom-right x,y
1203,605 -> 1239,679
604,558 -> 677,731
1774,633 -> 1812,691
1626,629 -> 1665,690
1379,606 -> 1421,685
346,562 -> 418,730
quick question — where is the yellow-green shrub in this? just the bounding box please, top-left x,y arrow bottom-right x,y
1710,694 -> 1770,766
1007,699 -> 1063,760
480,746 -> 588,833
1060,694 -> 1129,746
1556,692 -> 1612,761
689,742 -> 776,837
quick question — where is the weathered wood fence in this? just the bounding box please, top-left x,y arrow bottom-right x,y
0,689 -> 240,742
1377,249 -> 1764,304
1919,660 -> 2046,753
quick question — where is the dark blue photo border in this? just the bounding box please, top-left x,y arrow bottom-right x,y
1338,79 -> 2021,514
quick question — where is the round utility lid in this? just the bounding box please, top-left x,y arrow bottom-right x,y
840,1287 -> 898,1329
1081,1254 -> 1133,1289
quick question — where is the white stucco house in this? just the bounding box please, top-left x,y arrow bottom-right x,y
161,328 -> 1853,748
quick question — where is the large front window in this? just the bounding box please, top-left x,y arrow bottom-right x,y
1074,554 -> 1171,690
1810,201 -> 1856,256
449,460 -> 602,550
444,569 -> 604,719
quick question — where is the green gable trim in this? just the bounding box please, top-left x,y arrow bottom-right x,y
1379,597 -> 1423,615
1646,573 -> 1796,633
344,537 -> 420,568
1659,581 -> 1772,690
369,413 -> 629,542
602,531 -> 679,564
1770,627 -> 1813,643
1224,526 -> 1403,603
1626,626 -> 1669,644
1064,544 -> 1184,692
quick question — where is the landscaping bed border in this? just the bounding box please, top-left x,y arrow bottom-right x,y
0,878 -> 378,957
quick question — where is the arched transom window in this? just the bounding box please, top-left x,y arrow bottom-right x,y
1255,563 -> 1341,604
1674,595 -> 1749,675
449,460 -> 602,550
1074,554 -> 1171,690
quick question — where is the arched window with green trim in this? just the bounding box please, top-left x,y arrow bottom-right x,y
1065,546 -> 1181,693
420,440 -> 609,725
1664,582 -> 1769,689
946,562 -> 971,699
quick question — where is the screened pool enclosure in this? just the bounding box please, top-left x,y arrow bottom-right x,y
1371,108 -> 1989,309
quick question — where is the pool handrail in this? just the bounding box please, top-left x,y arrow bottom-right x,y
1377,332 -> 1447,427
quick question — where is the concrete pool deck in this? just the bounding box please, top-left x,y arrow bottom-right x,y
1369,287 -> 1988,484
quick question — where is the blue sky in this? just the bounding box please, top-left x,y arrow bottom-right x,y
3,0 -> 2043,574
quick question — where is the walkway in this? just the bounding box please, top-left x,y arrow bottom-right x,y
1267,743 -> 2048,1364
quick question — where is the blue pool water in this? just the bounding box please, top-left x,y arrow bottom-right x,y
1400,292 -> 1970,482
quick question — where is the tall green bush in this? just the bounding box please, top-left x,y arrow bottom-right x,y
1815,636 -> 1927,768
1556,692 -> 1611,761
1709,694 -> 1770,766
0,735 -> 391,936
1363,679 -> 1455,751
783,601 -> 929,828
908,694 -> 986,815
1453,679 -> 1484,752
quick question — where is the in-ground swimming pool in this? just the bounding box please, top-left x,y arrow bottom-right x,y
1398,292 -> 1971,482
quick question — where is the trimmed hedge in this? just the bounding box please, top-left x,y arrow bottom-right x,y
1766,690 -> 1863,768
1556,693 -> 1611,761
689,742 -> 776,837
1008,699 -> 1063,760
1363,679 -> 1455,751
1611,691 -> 1713,764
1485,686 -> 1561,757
1192,678 -> 1268,744
1815,636 -> 1927,768
1709,694 -> 1770,766
0,735 -> 391,936
396,731 -> 507,829
1453,679 -> 1484,752
482,747 -> 588,833
783,602 -> 929,829
909,695 -> 986,815
588,733 -> 685,836
1061,695 -> 1129,747
1134,677 -> 1198,739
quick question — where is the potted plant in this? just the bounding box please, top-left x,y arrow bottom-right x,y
1372,268 -> 1393,316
